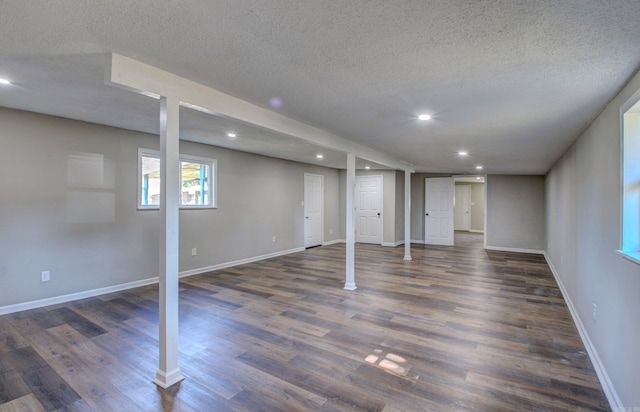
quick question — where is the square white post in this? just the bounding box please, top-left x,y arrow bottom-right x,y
404,169 -> 412,261
345,153 -> 356,290
154,95 -> 185,388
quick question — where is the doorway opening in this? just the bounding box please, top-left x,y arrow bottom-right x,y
453,176 -> 485,248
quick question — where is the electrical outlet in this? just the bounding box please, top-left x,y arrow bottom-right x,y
272,236 -> 276,243
592,303 -> 597,321
41,270 -> 50,282
191,248 -> 197,256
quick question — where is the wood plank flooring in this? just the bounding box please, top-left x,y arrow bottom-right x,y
0,233 -> 609,411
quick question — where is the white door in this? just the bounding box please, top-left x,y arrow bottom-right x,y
454,185 -> 470,231
304,174 -> 323,248
424,177 -> 454,245
355,175 -> 382,244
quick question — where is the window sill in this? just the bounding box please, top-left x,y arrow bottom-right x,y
137,206 -> 217,211
616,250 -> 640,266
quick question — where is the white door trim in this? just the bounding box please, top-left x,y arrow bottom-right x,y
304,173 -> 324,248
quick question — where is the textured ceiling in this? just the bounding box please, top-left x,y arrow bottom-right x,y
1,1 -> 639,173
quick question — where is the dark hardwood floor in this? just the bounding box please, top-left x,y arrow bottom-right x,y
0,236 -> 609,411
454,231 -> 484,249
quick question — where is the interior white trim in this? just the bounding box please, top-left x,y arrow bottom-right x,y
178,247 -> 305,278
0,247 -> 305,315
616,249 -> 640,266
343,283 -> 357,291
469,229 -> 485,234
411,239 -> 426,244
0,277 -> 159,316
322,239 -> 345,246
153,368 -> 185,389
544,253 -> 623,411
485,246 -> 544,255
382,241 -> 404,247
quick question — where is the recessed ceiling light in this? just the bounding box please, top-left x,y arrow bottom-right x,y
316,154 -> 323,159
365,166 -> 371,170
418,114 -> 432,121
476,165 -> 483,170
476,177 -> 482,180
227,132 -> 236,138
269,97 -> 283,108
0,78 -> 11,85
458,151 -> 468,156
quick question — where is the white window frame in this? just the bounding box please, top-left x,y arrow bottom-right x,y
179,153 -> 217,209
137,148 -> 217,210
617,87 -> 640,266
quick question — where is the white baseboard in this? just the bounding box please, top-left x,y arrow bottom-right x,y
0,277 -> 159,316
322,239 -> 345,246
485,245 -> 544,255
469,229 -> 484,233
411,239 -> 425,244
543,253 -> 622,411
178,247 -> 305,278
0,247 -> 305,315
382,240 -> 405,247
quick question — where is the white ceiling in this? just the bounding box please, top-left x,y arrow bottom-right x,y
1,1 -> 639,173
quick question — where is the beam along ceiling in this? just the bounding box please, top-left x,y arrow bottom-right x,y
1,1 -> 639,174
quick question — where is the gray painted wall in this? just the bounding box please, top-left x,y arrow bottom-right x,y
0,108 -> 340,308
546,69 -> 640,406
486,175 -> 545,251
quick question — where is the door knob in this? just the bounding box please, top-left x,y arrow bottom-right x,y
426,213 -> 429,216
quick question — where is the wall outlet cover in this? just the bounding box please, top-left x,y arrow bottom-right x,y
41,270 -> 51,282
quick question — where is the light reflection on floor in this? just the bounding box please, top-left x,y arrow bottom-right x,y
364,348 -> 418,380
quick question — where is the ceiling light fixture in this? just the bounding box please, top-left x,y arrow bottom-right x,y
418,114 -> 431,121
365,166 -> 371,170
0,78 -> 11,85
476,165 -> 483,170
227,132 -> 237,138
476,177 -> 482,180
458,151 -> 468,156
316,154 -> 324,159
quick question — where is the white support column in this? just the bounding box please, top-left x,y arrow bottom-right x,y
344,153 -> 357,290
404,169 -> 412,261
153,95 -> 185,389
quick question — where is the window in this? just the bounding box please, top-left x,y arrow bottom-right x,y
138,149 -> 216,209
620,91 -> 640,265
179,155 -> 216,208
